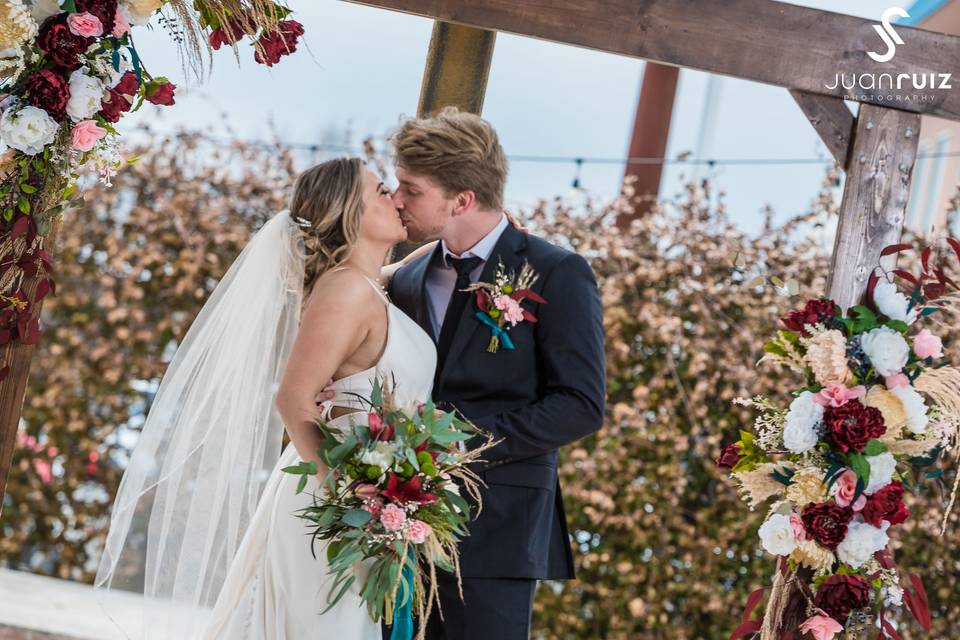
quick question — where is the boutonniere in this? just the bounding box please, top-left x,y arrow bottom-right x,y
463,257 -> 546,353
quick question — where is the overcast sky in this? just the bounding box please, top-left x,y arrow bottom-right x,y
123,0 -> 919,234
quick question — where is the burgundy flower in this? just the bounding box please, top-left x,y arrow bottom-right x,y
98,72 -> 138,123
367,412 -> 395,441
209,22 -> 247,49
76,0 -> 118,34
25,70 -> 70,121
381,473 -> 438,504
814,574 -> 871,621
113,71 -> 140,97
715,443 -> 741,470
145,80 -> 176,106
823,400 -> 886,453
37,14 -> 94,70
782,298 -> 838,336
862,480 -> 909,528
801,502 -> 853,550
254,20 -> 305,66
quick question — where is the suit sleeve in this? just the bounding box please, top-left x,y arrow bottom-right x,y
469,252 -> 606,466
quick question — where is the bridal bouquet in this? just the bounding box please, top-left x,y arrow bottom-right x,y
282,378 -> 497,638
719,240 -> 960,639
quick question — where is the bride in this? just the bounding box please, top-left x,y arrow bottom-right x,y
94,157 -> 437,639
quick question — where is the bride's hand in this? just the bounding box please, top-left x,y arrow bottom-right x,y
314,379 -> 335,405
380,241 -> 439,282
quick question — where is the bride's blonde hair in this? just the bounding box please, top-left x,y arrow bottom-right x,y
290,157 -> 365,297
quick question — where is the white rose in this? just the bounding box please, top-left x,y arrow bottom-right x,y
758,513 -> 797,556
873,276 -> 918,325
860,327 -> 910,377
0,105 -> 58,155
864,452 -> 896,495
66,69 -> 105,122
359,442 -> 393,471
890,385 -> 929,435
30,0 -> 62,25
836,519 -> 889,569
782,391 -> 823,454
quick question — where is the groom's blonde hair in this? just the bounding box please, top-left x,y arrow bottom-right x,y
391,107 -> 507,211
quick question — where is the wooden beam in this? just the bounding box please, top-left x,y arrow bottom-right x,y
790,89 -> 856,169
620,62 -> 679,226
0,218 -> 60,504
418,21 -> 496,117
826,104 -> 920,311
344,0 -> 960,122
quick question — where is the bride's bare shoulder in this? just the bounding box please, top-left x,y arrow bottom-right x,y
302,267 -> 380,317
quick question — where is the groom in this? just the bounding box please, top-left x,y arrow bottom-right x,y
384,107 -> 606,639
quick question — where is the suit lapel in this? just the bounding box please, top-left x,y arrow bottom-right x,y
437,224 -> 529,386
403,244 -> 442,341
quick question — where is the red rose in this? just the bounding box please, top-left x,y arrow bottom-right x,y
209,22 -> 247,49
715,443 -> 741,470
25,70 -> 70,121
145,80 -> 176,106
814,574 -> 871,621
823,400 -> 886,453
37,14 -> 94,70
782,298 -> 838,335
113,71 -> 140,97
862,480 -> 909,528
98,90 -> 130,123
76,0 -> 118,34
801,501 -> 853,550
254,20 -> 305,66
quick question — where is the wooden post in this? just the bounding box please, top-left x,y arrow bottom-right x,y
0,217 -> 60,505
619,62 -> 679,227
763,102 -> 921,636
417,21 -> 496,117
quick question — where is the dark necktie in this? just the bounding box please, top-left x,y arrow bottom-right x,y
436,255 -> 483,370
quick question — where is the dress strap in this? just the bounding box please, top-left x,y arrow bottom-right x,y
328,265 -> 389,305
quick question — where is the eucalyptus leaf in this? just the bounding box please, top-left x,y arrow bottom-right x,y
342,508 -> 372,527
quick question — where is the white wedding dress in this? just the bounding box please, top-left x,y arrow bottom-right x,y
201,275 -> 436,639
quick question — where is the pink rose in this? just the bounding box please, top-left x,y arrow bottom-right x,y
112,12 -> 130,38
814,384 -> 866,408
799,614 -> 844,640
380,503 -> 406,531
789,513 -> 808,541
406,519 -> 433,544
831,470 -> 866,511
494,294 -> 524,325
67,12 -> 104,37
885,373 -> 910,390
71,120 -> 107,151
913,328 -> 944,360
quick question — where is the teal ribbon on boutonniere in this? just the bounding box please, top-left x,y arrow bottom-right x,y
475,311 -> 516,351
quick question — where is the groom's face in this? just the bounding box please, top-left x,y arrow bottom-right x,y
392,167 -> 455,243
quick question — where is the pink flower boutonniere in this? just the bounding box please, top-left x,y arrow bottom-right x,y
464,258 -> 546,353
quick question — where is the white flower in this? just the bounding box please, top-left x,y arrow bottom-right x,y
66,69 -> 105,122
864,452 -> 896,495
119,0 -> 164,26
758,513 -> 797,556
782,391 -> 823,454
883,585 -> 904,607
873,276 -> 918,325
836,520 -> 889,569
890,385 -> 929,435
860,327 -> 910,377
359,442 -> 394,471
0,105 -> 58,155
29,0 -> 62,25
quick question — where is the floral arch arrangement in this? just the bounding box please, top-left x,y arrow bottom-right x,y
0,0 -> 304,378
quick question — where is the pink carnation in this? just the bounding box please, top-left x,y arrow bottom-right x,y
789,513 -> 808,541
380,503 -> 406,531
67,12 -> 104,37
813,384 -> 866,408
406,519 -> 433,544
494,294 -> 524,325
914,328 -> 944,360
799,614 -> 843,640
885,373 -> 910,390
831,469 -> 866,511
71,120 -> 107,151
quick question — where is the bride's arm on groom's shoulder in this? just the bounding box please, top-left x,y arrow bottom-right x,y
470,253 -> 606,466
274,269 -> 375,476
380,241 -> 438,281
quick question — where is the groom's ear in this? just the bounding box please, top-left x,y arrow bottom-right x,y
452,190 -> 476,215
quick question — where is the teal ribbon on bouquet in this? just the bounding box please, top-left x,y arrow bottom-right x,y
390,550 -> 416,640
474,311 -> 515,350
